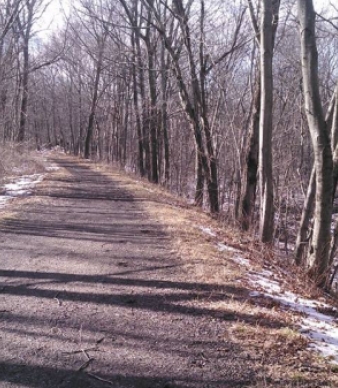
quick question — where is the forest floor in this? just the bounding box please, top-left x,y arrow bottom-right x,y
1,152 -> 338,387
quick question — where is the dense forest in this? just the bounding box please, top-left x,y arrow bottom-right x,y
1,0 -> 338,289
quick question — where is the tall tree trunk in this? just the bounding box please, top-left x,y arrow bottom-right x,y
198,0 -> 218,213
16,0 -> 37,143
258,0 -> 275,243
131,32 -> 144,176
135,32 -> 151,179
331,85 -> 338,199
241,0 -> 279,232
328,86 -> 338,271
160,36 -> 170,187
84,48 -> 103,159
294,166 -> 316,265
203,116 -> 219,214
298,0 -> 333,287
17,37 -> 29,143
145,2 -> 159,183
118,0 -> 151,177
77,75 -> 84,155
295,86 -> 338,270
239,78 -> 260,230
147,41 -> 159,183
195,150 -> 204,207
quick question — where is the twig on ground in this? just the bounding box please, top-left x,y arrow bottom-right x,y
63,347 -> 98,355
96,336 -> 105,344
54,295 -> 62,306
82,349 -> 90,360
86,372 -> 114,386
78,358 -> 94,372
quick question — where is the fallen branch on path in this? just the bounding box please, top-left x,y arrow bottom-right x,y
78,358 -> 94,372
86,372 -> 114,386
63,347 -> 99,355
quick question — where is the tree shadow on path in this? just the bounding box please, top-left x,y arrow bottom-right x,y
0,156 -> 295,388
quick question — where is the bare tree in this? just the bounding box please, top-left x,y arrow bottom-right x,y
16,0 -> 39,142
138,0 -> 245,213
238,0 -> 281,236
257,0 -> 280,243
297,0 -> 333,287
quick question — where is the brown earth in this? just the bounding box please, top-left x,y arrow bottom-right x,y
0,154 -> 337,387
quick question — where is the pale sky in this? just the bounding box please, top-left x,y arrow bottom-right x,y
314,0 -> 335,12
35,0 -> 70,39
36,0 -> 335,40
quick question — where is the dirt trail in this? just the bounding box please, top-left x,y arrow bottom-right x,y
0,156 -> 335,388
0,156 -> 250,388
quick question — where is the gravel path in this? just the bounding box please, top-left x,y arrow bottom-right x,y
0,156 -> 256,388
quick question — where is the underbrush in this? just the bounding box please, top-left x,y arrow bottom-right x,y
0,142 -> 46,185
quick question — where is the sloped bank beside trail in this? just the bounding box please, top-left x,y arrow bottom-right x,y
0,152 -> 337,388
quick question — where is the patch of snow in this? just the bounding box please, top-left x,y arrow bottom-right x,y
233,256 -> 251,267
0,174 -> 44,209
306,324 -> 338,360
218,243 -> 241,253
249,272 -> 282,295
199,226 -> 217,237
211,231 -> 338,363
201,223 -> 338,363
4,174 -> 43,197
249,269 -> 338,363
46,166 -> 60,172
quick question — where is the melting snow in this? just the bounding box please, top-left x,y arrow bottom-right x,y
232,256 -> 251,267
0,174 -> 44,208
199,226 -> 217,237
249,269 -> 338,363
4,174 -> 43,196
199,223 -> 338,363
46,166 -> 60,172
218,243 -> 242,254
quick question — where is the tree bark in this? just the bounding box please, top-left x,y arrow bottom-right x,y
294,166 -> 316,265
84,63 -> 101,159
328,86 -> 338,270
16,0 -> 35,143
84,34 -> 105,159
298,0 -> 333,287
258,0 -> 275,243
194,149 -> 204,207
331,85 -> 338,199
146,24 -> 159,184
17,38 -> 29,143
240,77 -> 260,230
241,0 -> 279,232
160,33 -> 170,186
131,31 -> 144,176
